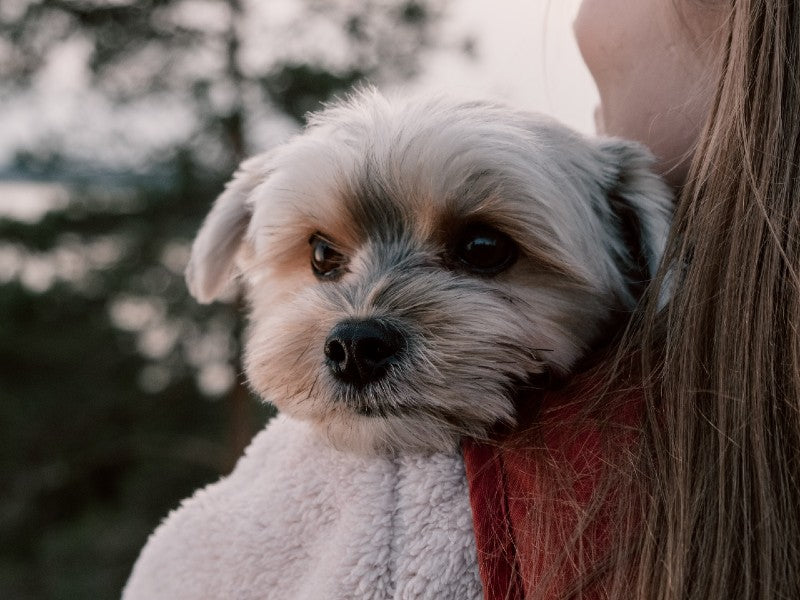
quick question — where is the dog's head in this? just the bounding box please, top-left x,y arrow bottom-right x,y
185,90 -> 672,454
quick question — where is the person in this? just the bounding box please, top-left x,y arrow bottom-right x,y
463,1 -> 800,598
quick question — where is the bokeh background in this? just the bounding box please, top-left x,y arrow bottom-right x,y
0,1 -> 595,598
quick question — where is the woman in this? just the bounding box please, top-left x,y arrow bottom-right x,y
464,1 -> 800,598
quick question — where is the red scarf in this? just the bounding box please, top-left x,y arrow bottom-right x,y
462,376 -> 641,600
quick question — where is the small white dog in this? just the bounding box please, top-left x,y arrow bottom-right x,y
185,89 -> 672,454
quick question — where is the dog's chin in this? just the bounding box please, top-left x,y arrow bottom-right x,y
318,412 -> 468,455
266,372 -> 554,455
269,396 -> 471,455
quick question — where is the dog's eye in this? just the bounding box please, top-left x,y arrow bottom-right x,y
310,234 -> 346,279
453,224 -> 517,274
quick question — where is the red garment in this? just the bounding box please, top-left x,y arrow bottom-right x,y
463,377 -> 641,600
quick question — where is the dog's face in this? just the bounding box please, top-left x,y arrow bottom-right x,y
186,91 -> 672,454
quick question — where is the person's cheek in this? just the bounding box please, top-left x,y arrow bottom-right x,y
573,0 -> 609,88
593,105 -> 605,134
574,0 -> 633,135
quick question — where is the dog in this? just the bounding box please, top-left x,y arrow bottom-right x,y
185,89 -> 672,454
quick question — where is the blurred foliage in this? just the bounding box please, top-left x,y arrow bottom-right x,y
0,0 -> 452,597
0,0 -> 443,167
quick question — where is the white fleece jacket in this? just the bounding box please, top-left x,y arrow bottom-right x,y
123,414 -> 482,600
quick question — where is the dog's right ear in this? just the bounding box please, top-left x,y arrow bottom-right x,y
590,138 -> 674,307
185,153 -> 273,304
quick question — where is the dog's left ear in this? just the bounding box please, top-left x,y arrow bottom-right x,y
185,152 -> 273,304
594,138 -> 674,299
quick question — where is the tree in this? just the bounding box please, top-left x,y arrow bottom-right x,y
0,1 -> 453,597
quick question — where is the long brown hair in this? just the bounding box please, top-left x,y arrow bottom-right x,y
604,0 -> 800,597
629,0 -> 800,597
521,1 -> 800,597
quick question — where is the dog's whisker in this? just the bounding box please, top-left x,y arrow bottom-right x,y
306,372 -> 321,403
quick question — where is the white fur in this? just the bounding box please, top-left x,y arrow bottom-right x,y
184,89 -> 673,453
186,153 -> 273,303
124,90 -> 674,598
123,414 -> 481,599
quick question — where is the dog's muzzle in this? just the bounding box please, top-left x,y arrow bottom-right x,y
324,319 -> 405,388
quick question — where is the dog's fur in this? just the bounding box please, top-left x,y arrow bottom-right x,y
185,89 -> 672,454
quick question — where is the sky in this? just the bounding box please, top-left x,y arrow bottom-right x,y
0,0 -> 598,160
414,0 -> 598,134
0,0 -> 598,166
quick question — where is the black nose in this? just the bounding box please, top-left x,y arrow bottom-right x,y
324,319 -> 404,387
